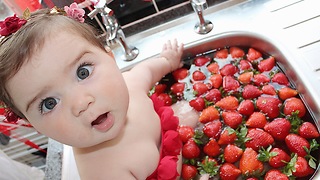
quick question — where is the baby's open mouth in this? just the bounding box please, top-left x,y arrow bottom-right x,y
91,113 -> 109,126
91,112 -> 114,132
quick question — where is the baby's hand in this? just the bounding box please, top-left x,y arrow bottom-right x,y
160,39 -> 184,72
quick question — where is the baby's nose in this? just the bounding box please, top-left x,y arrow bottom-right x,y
71,94 -> 94,117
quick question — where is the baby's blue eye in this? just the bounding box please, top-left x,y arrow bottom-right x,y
77,63 -> 93,80
40,97 -> 59,113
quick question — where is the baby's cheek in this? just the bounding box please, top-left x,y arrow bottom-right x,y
171,100 -> 199,128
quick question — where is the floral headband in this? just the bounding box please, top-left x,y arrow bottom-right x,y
0,3 -> 85,40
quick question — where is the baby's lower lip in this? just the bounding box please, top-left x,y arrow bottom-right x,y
91,113 -> 114,132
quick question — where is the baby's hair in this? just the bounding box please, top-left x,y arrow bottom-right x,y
0,8 -> 106,120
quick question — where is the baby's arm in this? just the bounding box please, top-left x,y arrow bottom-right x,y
123,39 -> 184,93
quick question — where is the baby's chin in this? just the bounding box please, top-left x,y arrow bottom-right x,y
171,100 -> 200,128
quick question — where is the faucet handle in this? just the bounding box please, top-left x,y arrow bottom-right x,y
191,0 -> 208,12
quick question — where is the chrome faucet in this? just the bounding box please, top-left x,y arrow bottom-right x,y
88,0 -> 139,61
190,0 -> 213,34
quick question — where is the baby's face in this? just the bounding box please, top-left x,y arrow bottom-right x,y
6,32 -> 129,148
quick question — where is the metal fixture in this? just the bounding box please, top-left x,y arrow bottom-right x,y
88,0 -> 139,61
190,0 -> 213,34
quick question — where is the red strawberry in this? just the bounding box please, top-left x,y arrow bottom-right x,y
192,70 -> 206,81
265,169 -> 289,180
219,163 -> 241,180
262,84 -> 277,95
283,97 -> 306,118
154,84 -> 167,95
218,127 -> 237,145
193,82 -> 209,96
178,125 -> 195,143
172,68 -> 188,81
224,144 -> 243,163
242,84 -> 262,99
230,46 -> 245,59
271,72 -> 289,86
257,56 -> 275,72
247,48 -> 262,61
207,63 -> 219,73
182,139 -> 201,159
214,48 -> 228,59
237,99 -> 255,116
215,96 -> 239,110
189,97 -> 205,111
293,156 -> 315,177
246,112 -> 267,128
203,120 -> 222,139
253,73 -> 270,86
278,86 -> 298,100
268,148 -> 291,168
222,111 -> 243,129
245,128 -> 274,151
239,60 -> 252,70
238,71 -> 253,84
199,106 -> 220,123
204,89 -> 221,103
157,93 -> 172,106
223,76 -> 240,92
239,148 -> 264,175
285,134 -> 310,157
209,74 -> 223,89
220,64 -> 238,76
256,96 -> 282,118
170,82 -> 185,95
298,122 -> 320,139
264,118 -> 291,141
203,138 -> 221,157
194,56 -> 211,66
181,164 -> 198,180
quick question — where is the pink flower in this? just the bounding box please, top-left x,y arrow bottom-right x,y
0,14 -> 27,36
64,3 -> 85,23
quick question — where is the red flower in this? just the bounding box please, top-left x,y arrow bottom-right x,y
0,14 -> 27,36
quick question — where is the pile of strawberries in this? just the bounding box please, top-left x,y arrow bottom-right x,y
153,47 -> 320,179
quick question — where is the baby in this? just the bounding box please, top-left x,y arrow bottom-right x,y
0,3 -> 199,180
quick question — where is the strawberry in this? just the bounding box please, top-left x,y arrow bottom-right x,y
203,120 -> 222,139
215,96 -> 239,110
271,72 -> 289,86
204,89 -> 221,103
194,56 -> 211,66
230,46 -> 245,59
253,73 -> 270,86
278,86 -> 298,100
209,74 -> 223,89
283,97 -> 306,118
193,82 -> 209,96
268,148 -> 291,168
247,48 -> 262,61
192,70 -> 206,81
181,164 -> 198,180
239,148 -> 264,176
218,127 -> 237,145
257,56 -> 275,72
264,118 -> 291,141
264,169 -> 289,180
237,99 -> 255,116
239,60 -> 252,71
157,93 -> 172,106
198,157 -> 219,177
223,75 -> 240,92
222,111 -> 243,129
262,84 -> 277,95
293,156 -> 315,177
245,128 -> 274,151
189,97 -> 205,111
219,163 -> 241,180
154,84 -> 167,95
238,71 -> 253,84
285,134 -> 310,157
242,84 -> 262,99
199,106 -> 220,123
203,138 -> 221,157
246,112 -> 267,128
170,82 -> 185,95
224,144 -> 243,163
207,63 -> 219,73
298,122 -> 320,139
256,96 -> 282,118
220,64 -> 238,76
182,139 -> 201,159
178,125 -> 195,143
172,68 -> 188,81
214,48 -> 228,59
